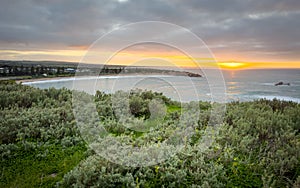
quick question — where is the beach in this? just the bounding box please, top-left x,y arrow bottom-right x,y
15,76 -> 76,84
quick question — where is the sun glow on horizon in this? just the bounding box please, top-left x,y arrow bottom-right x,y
0,49 -> 299,69
218,62 -> 248,70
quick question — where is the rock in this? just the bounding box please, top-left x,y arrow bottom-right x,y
275,81 -> 290,86
50,173 -> 57,178
186,72 -> 202,77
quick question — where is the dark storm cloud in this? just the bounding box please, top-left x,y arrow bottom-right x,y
0,0 -> 299,60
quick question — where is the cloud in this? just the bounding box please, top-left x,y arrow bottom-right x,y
0,0 -> 299,62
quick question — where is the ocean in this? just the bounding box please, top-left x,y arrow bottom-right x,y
23,69 -> 300,103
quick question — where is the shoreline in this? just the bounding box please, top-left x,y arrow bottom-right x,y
16,76 -> 76,84
16,72 -> 202,84
16,76 -> 300,104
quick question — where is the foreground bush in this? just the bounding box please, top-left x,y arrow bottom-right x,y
0,81 -> 299,187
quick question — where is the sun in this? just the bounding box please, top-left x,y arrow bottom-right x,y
218,61 -> 247,70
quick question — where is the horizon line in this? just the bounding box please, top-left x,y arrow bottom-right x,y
0,59 -> 299,70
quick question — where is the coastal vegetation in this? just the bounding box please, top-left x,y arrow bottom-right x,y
0,81 -> 299,187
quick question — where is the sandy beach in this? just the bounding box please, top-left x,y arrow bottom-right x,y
15,71 -> 201,84
16,76 -> 76,84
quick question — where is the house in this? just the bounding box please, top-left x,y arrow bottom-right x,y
65,68 -> 76,73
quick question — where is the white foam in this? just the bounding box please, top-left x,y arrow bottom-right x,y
255,95 -> 300,103
261,83 -> 275,86
22,75 -> 177,85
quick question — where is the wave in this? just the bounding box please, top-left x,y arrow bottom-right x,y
260,82 -> 275,86
253,95 -> 300,103
22,75 -> 177,85
260,82 -> 300,87
226,93 -> 300,103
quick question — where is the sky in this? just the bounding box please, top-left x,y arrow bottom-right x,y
0,0 -> 299,69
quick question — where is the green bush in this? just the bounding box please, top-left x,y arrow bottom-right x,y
0,82 -> 299,187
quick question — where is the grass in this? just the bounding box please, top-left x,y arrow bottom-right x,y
167,104 -> 181,113
0,144 -> 86,188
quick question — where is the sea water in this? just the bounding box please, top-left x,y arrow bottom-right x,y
23,69 -> 300,103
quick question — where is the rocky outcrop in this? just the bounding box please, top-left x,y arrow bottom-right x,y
185,72 -> 202,77
275,81 -> 290,86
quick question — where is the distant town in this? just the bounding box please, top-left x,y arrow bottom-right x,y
0,60 -> 202,80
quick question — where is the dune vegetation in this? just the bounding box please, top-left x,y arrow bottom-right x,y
0,80 -> 299,187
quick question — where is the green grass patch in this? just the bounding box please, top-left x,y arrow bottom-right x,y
167,104 -> 181,113
0,144 -> 86,188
